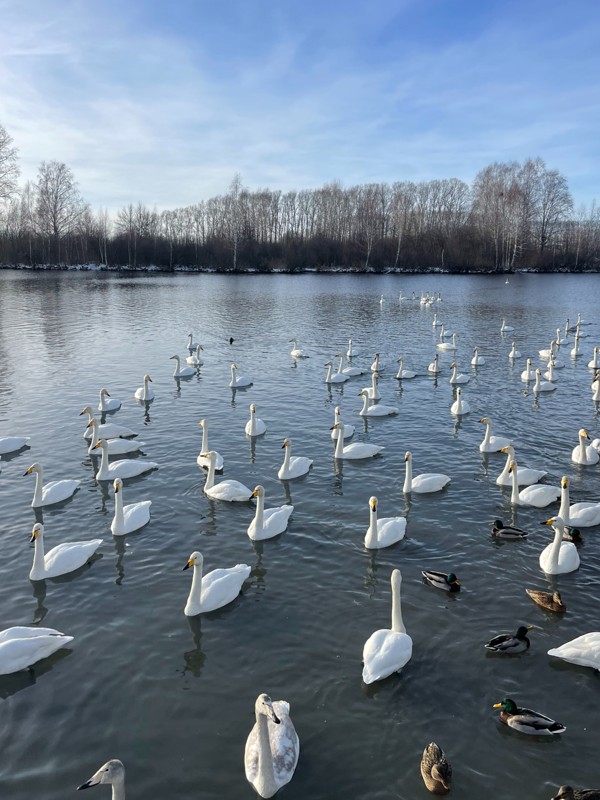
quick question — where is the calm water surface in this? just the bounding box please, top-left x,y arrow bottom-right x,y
0,271 -> 599,799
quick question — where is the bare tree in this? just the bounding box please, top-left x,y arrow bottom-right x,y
35,160 -> 83,262
0,123 -> 20,202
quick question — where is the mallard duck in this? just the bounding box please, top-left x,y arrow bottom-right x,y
551,785 -> 600,800
525,589 -> 566,613
489,519 -> 529,539
563,527 -> 583,544
485,625 -> 533,653
422,570 -> 461,592
420,742 -> 452,795
492,698 -> 565,735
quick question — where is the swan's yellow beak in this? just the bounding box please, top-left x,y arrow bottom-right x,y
508,461 -> 516,472
30,528 -> 39,542
543,518 -> 554,525
561,477 -> 568,487
93,441 -> 102,449
23,466 -> 33,475
252,488 -> 260,497
182,558 -> 193,571
369,497 -> 377,509
500,446 -> 508,453
114,483 -> 120,494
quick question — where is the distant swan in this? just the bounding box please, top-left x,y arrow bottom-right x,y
278,438 -> 313,479
79,407 -> 137,440
539,517 -> 580,574
248,485 -> 293,540
245,403 -> 267,436
509,462 -> 559,507
0,626 -> 73,675
437,333 -> 458,351
533,368 -> 556,394
471,347 -> 485,366
229,362 -> 253,387
170,354 -> 196,378
358,389 -> 398,416
362,569 -> 412,683
571,428 -> 599,465
588,346 -> 599,369
500,319 -> 514,333
364,496 -> 406,549
330,406 -> 355,440
23,463 -> 80,507
520,359 -> 534,382
403,451 -> 450,493
395,358 -> 416,379
111,477 -> 151,536
428,354 -> 441,374
98,388 -> 122,413
289,339 -> 307,359
134,374 -> 154,401
186,332 -> 199,351
202,450 -> 252,501
0,436 -> 31,455
244,693 -> 299,798
86,419 -> 145,456
496,446 -> 546,486
29,523 -> 102,580
197,420 -> 224,470
93,439 -> 159,481
324,360 -> 348,384
558,476 -> 600,527
337,352 -> 367,377
186,344 -> 204,366
331,423 -> 384,459
347,338 -> 358,358
371,353 -> 385,372
508,342 -> 522,359
182,551 -> 251,615
479,417 -> 511,452
450,387 -> 470,415
449,362 -> 469,384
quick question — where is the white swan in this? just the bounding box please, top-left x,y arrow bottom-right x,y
245,403 -> 267,436
587,346 -> 599,369
571,428 -> 599,465
0,626 -> 73,675
134,374 -> 154,401
170,354 -> 196,378
543,359 -> 557,382
337,353 -> 367,377
330,407 -> 355,440
449,362 -> 469,384
428,354 -> 441,374
197,420 -> 224,470
98,388 -> 122,413
539,517 -> 580,574
496,446 -> 547,486
182,551 -> 251,615
558,476 -> 600,528
331,423 -> 384,459
77,760 -> 125,798
403,451 -> 450,493
471,347 -> 485,366
478,417 -> 511,453
0,436 -> 31,455
593,372 -> 600,403
362,371 -> 381,400
362,568 -> 412,684
570,334 -> 582,358
395,358 -> 416,379
324,360 -> 348,384
248,485 -> 293,540
86,419 -> 145,456
278,438 -> 312,480
509,462 -> 559,507
358,390 -> 398,417
437,333 -> 458,351
371,353 -> 385,372
450,387 -> 470,415
229,362 -> 253,388
289,339 -> 307,359
244,693 -> 299,799
111,477 -> 151,536
548,632 -> 600,671
23,463 -> 80,507
500,319 -> 514,333
29,523 -> 102,580
555,326 -> 568,345
432,312 -> 441,327
80,407 -> 137,440
364,496 -> 406,549
533,368 -> 556,394
347,338 -> 358,358
439,323 -> 454,338
186,344 -> 204,366
93,439 -> 159,481
186,332 -> 199,351
202,450 -> 252,501
520,359 -> 534,382
508,342 -> 522,359
539,340 -> 557,359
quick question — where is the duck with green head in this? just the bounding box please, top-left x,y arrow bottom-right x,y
485,625 -> 534,653
493,697 -> 565,735
422,570 -> 461,591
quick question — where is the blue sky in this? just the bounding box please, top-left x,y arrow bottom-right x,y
1,0 -> 599,212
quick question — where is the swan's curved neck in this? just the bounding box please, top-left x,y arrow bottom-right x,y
365,506 -> 378,547
205,458 -> 216,490
173,357 -> 181,376
189,560 -> 204,608
396,359 -> 403,378
248,409 -> 256,435
253,493 -> 264,530
579,432 -> 589,464
482,422 -> 491,446
201,426 -> 208,453
282,445 -> 292,471
359,394 -> 370,415
558,484 -> 570,524
593,380 -> 600,402
593,349 -> 598,367
325,364 -> 333,382
88,424 -> 99,452
98,444 -> 109,477
32,468 -> 43,504
256,711 -> 278,797
510,464 -> 520,504
371,372 -> 377,390
391,577 -> 406,633
451,365 -> 458,380
497,450 -> 512,482
334,430 -> 345,457
32,531 -> 46,575
534,373 -> 540,391
110,781 -> 125,800
337,354 -> 344,374
114,488 -> 124,527
143,377 -> 150,399
548,524 -> 563,570
403,459 -> 412,492
99,393 -> 106,411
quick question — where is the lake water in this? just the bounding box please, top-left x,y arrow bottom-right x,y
0,270 -> 599,800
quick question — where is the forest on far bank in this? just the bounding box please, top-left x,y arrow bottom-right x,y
1,123 -> 599,273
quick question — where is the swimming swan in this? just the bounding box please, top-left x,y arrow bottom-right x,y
278,438 -> 313,480
202,450 -> 252,501
77,760 -> 125,797
324,360 -> 348,384
0,626 -> 73,675
289,339 -> 307,359
362,371 -> 381,400
98,388 -> 122,413
358,390 -> 398,417
500,319 -> 514,333
170,354 -> 196,378
371,353 -> 385,372
0,436 -> 31,455
558,476 -> 600,528
186,344 -> 204,366
86,419 -> 145,456
134,374 -> 154,401
450,387 -> 470,415
548,632 -> 600,671
331,423 -> 384,459
571,428 -> 599,465
449,362 -> 469,384
539,517 -> 580,574
362,568 -> 412,683
244,693 -> 299,798
347,338 -> 358,358
111,478 -> 151,536
182,551 -> 251,615
521,359 -> 534,382
496,446 -> 546,486
23,463 -> 80,507
479,417 -> 511,453
428,354 -> 441,374
330,406 -> 355,440
533,368 -> 556,394
197,420 -> 224,470
395,358 -> 417,379
543,359 -> 557,382
508,342 -> 522,359
79,407 -> 137,440
29,523 -> 102,580
93,439 -> 159,481
245,403 -> 267,436
186,332 -> 199,351
588,346 -> 599,369
229,363 -> 253,387
248,485 -> 293,540
471,347 -> 485,366
337,352 -> 367,377
509,462 -> 559,507
364,496 -> 406,549
403,451 -> 450,493
437,333 -> 458,351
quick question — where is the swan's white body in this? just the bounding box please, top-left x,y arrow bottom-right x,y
332,423 -> 383,459
362,569 -> 412,684
93,439 -> 158,481
437,333 -> 458,351
558,477 -> 600,528
403,451 -> 450,493
330,407 -> 354,440
479,418 -> 511,453
555,327 -> 568,345
539,341 -> 557,360
203,450 -> 252,501
324,361 -> 348,384
364,497 -> 406,549
509,462 -> 559,507
539,517 -> 580,574
439,324 -> 453,339
508,342 -> 522,359
77,760 -> 126,798
278,438 -> 312,480
500,319 -> 514,333
171,354 -> 196,378
98,388 -> 122,413
533,369 -> 556,394
588,347 -> 599,369
87,419 -> 145,455
347,338 -> 358,358
496,446 -> 546,486
543,360 -> 557,382
471,347 -> 485,366
338,353 -> 367,377
80,407 -> 137,440
289,339 -> 306,359
571,428 -> 599,465
245,404 -> 267,436
0,626 -> 74,675
0,436 -> 30,455
449,363 -> 469,384
24,463 -> 80,508
183,551 -> 251,615
196,420 -> 224,470
395,358 -> 416,379
229,364 -> 252,387
29,523 -> 102,580
134,374 -> 155,401
593,374 -> 600,402
187,333 -> 199,351
358,390 -> 398,417
432,312 -> 441,327
521,359 -> 534,382
570,335 -> 582,357
186,344 -> 204,366
450,387 -> 470,415
548,632 -> 600,671
371,354 -> 385,373
428,354 -> 441,374
248,486 -> 293,540
111,478 -> 151,536
244,694 -> 299,799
